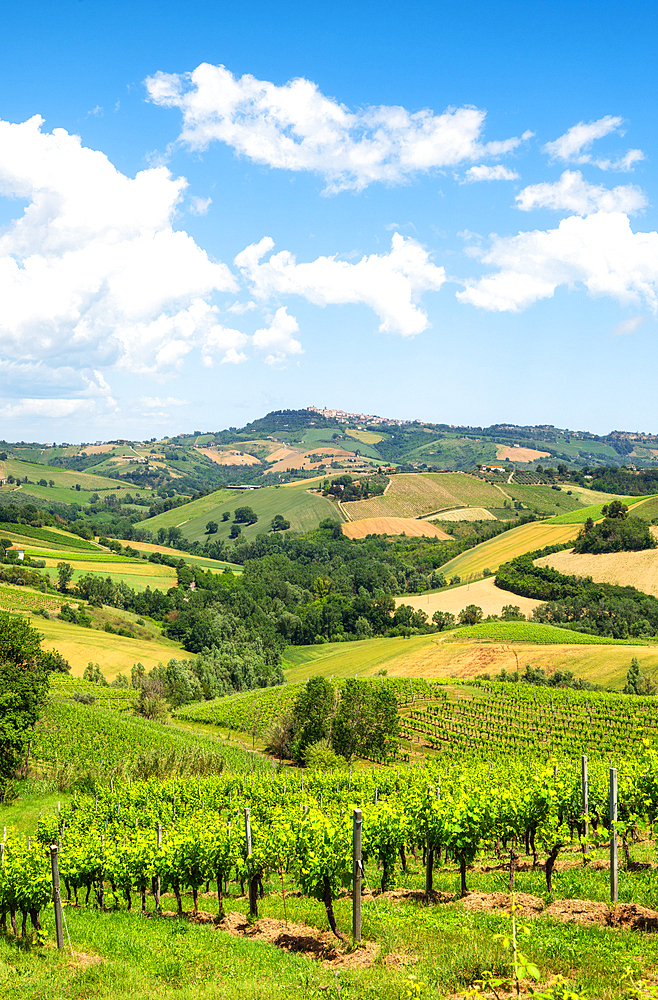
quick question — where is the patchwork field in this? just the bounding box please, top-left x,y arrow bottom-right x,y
396,577 -> 542,619
341,517 -> 451,539
438,520 -> 581,581
265,447 -> 363,475
536,534 -> 658,598
283,630 -> 657,688
36,556 -> 178,591
341,472 -> 503,520
547,494 -> 656,524
142,477 -> 340,543
4,458 -> 122,491
125,539 -> 241,572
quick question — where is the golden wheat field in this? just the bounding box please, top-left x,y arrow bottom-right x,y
396,577 -> 542,619
536,532 -> 658,597
32,618 -> 183,679
341,517 -> 452,539
196,447 -> 261,466
496,445 -> 550,462
438,521 -> 581,581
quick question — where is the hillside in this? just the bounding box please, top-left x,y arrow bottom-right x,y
396,576 -> 542,619
437,520 -> 581,581
140,477 -> 341,543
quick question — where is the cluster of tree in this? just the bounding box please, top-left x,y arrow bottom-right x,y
268,676 -> 399,764
571,466 -> 658,496
497,551 -> 658,638
573,502 -> 656,554
321,474 -> 387,501
0,612 -> 70,802
482,663 -> 603,691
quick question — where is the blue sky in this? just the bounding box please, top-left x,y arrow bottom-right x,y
1,0 -> 657,440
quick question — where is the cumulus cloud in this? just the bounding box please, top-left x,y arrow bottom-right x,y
542,115 -> 643,172
516,170 -> 647,215
0,115 -> 239,385
613,315 -> 646,336
457,212 -> 658,313
235,233 -> 445,336
252,307 -> 304,365
146,63 -> 532,193
463,165 -> 520,183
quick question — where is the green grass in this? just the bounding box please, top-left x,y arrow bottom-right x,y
628,494 -> 658,521
0,523 -> 100,550
142,479 -> 339,544
445,620 -> 647,644
547,496 -> 655,524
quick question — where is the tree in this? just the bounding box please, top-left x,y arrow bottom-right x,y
602,500 -> 629,520
205,521 -> 219,534
623,657 -> 656,696
458,604 -> 483,626
271,514 -> 291,532
234,506 -> 258,525
221,511 -> 230,522
0,613 -> 51,801
57,561 -> 73,592
291,676 -> 334,761
501,605 -> 524,620
229,524 -> 242,539
432,610 -> 456,631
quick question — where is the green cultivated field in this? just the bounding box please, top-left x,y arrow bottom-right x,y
4,458 -> 122,491
548,495 -> 656,524
142,478 -> 340,543
446,620 -> 646,644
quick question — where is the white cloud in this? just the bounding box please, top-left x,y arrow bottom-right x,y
220,347 -> 249,365
457,212 -> 658,313
190,195 -> 212,215
227,300 -> 257,314
0,115 -> 239,386
0,397 -> 94,418
235,233 -> 445,336
595,149 -> 645,172
543,115 -> 623,162
146,63 -> 532,193
252,307 -> 303,365
613,315 -> 646,336
542,116 -> 643,172
140,396 -> 189,407
516,170 -> 647,215
463,165 -> 520,183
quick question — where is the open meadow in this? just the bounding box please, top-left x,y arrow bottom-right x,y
536,533 -> 658,598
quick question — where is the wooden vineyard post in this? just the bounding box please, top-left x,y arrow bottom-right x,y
610,768 -> 618,903
50,845 -> 64,950
155,824 -> 162,908
245,808 -> 257,919
352,808 -> 362,941
581,755 -> 589,854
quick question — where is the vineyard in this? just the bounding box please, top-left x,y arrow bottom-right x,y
341,473 -> 501,520
445,621 -> 646,645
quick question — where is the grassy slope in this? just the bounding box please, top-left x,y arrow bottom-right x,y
4,458 -> 123,491
438,521 -> 580,580
547,495 -> 656,524
535,542 -> 658,599
141,478 -> 339,543
283,627 -> 656,688
31,616 -> 183,678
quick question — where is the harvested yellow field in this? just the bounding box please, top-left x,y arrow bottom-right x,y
536,535 -> 658,597
197,447 -> 261,466
397,577 -> 542,619
496,445 -> 550,462
342,472 -> 501,520
266,446 -> 299,463
427,506 -> 496,522
439,521 -> 581,581
342,517 -> 451,539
